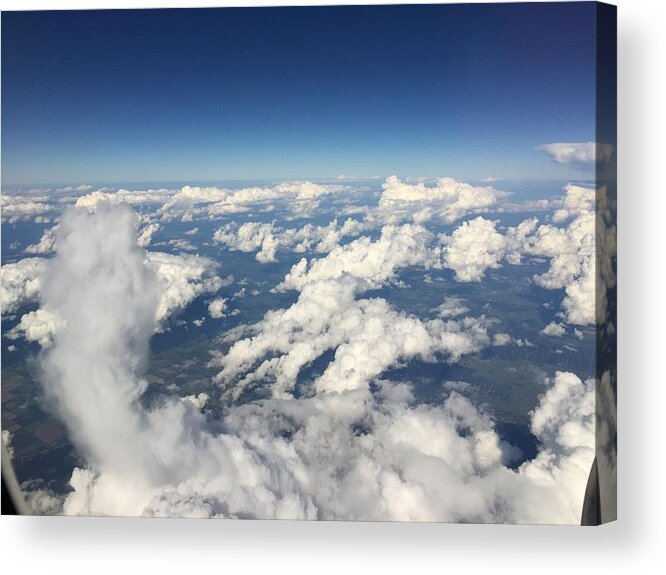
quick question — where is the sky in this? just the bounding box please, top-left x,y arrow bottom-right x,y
1,3 -> 597,186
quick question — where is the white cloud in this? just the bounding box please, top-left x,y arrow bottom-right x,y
1,194 -> 55,223
432,297 -> 469,318
541,321 -> 566,337
524,210 -> 595,325
1,257 -> 46,315
213,222 -> 279,262
208,297 -> 228,319
335,174 -> 381,181
539,142 -> 615,166
6,308 -> 64,348
278,223 -> 436,292
24,214 -> 162,254
217,180 -> 602,328
552,184 -> 596,223
226,181 -> 338,217
164,238 -> 197,252
163,181 -> 344,221
75,188 -> 174,209
504,217 -> 540,265
437,184 -> 600,326
181,393 -> 209,410
7,252 -> 225,346
212,218 -> 369,263
137,222 -> 161,248
506,183 -> 609,326
440,217 -> 507,282
25,226 -> 57,254
493,333 -> 512,346
378,175 -> 501,223
57,184 -> 93,193
515,372 -> 595,522
213,277 -> 501,399
163,185 -> 229,207
145,251 -> 225,325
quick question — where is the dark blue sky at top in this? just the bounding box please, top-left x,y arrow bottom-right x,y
2,3 -> 597,186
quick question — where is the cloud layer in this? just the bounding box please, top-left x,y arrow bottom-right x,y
16,203 -> 595,523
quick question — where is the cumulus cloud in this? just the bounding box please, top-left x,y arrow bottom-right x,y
492,333 -> 512,346
432,297 -> 469,318
552,184 -> 596,223
213,222 -> 279,262
208,297 -> 228,319
515,372 -> 595,521
278,223 -> 437,292
57,184 -> 93,193
211,181 -> 342,218
428,184 -> 600,326
378,176 -> 501,223
539,142 -> 615,167
1,257 -> 46,315
440,217 -> 507,282
156,181 -> 345,222
1,194 -> 55,223
435,215 -> 547,282
6,308 -> 64,348
212,218 -> 369,263
523,210 -> 595,325
213,277 -> 502,399
504,184 -> 606,325
137,222 -> 161,248
75,188 -> 175,210
541,321 -> 566,337
181,392 -> 209,410
25,226 -> 58,254
144,252 -> 224,325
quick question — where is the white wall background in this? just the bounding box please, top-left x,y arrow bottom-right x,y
0,0 -> 663,573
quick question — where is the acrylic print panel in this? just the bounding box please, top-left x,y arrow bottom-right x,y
0,2 -> 617,524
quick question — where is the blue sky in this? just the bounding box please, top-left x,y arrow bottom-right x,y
2,3 -> 597,186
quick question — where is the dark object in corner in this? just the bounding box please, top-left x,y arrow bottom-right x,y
581,457 -> 601,526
